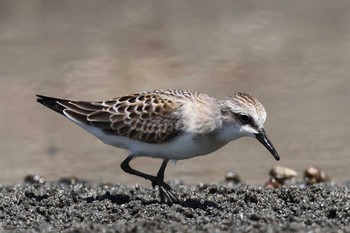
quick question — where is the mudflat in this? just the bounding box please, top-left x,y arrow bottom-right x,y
0,180 -> 349,232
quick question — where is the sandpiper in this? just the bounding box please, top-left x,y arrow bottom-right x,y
36,89 -> 280,204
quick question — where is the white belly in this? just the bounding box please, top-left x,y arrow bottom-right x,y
78,122 -> 227,160
132,133 -> 228,160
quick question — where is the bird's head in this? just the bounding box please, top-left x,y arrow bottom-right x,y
220,93 -> 280,161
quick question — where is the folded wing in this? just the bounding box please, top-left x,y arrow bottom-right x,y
36,93 -> 181,144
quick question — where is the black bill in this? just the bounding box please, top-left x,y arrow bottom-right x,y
255,128 -> 280,161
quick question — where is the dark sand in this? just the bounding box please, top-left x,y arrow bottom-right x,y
0,179 -> 349,233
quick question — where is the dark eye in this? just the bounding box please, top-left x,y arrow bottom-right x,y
239,114 -> 251,124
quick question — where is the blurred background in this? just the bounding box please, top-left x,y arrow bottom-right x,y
0,0 -> 349,186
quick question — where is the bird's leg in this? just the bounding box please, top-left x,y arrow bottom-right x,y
120,156 -> 181,204
121,156 -> 157,182
155,159 -> 182,204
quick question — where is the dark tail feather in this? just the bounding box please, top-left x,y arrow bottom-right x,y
36,95 -> 67,116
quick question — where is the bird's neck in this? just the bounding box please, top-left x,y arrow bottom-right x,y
215,123 -> 243,143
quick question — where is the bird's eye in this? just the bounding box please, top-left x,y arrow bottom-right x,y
239,114 -> 251,124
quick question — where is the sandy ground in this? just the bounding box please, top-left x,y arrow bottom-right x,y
0,0 -> 349,187
0,180 -> 349,232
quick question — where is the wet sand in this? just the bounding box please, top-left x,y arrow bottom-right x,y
0,0 -> 350,186
0,180 -> 349,232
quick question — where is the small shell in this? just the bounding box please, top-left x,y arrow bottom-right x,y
264,178 -> 282,189
225,171 -> 241,184
269,166 -> 298,184
58,176 -> 81,185
304,166 -> 331,185
24,174 -> 45,184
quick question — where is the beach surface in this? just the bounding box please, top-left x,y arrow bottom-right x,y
0,179 -> 349,232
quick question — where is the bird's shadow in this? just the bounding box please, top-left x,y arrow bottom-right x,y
181,198 -> 219,210
84,192 -> 219,210
84,191 -> 130,204
140,198 -> 220,210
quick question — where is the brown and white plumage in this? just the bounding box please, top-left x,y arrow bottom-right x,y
36,89 -> 279,160
36,89 -> 279,204
38,90 -> 209,144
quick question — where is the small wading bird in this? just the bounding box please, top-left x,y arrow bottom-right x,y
36,89 -> 280,204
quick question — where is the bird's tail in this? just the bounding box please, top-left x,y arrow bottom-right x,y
36,95 -> 68,116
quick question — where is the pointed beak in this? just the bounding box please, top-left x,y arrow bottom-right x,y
255,128 -> 280,161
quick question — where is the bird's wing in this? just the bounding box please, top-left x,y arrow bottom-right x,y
36,93 -> 182,144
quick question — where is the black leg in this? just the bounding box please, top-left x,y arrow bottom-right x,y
156,159 -> 169,203
157,159 -> 169,181
120,156 -> 181,204
121,156 -> 157,182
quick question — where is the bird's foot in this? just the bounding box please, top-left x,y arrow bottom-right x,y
152,179 -> 182,205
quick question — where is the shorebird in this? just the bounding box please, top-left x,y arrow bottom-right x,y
36,89 -> 280,204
